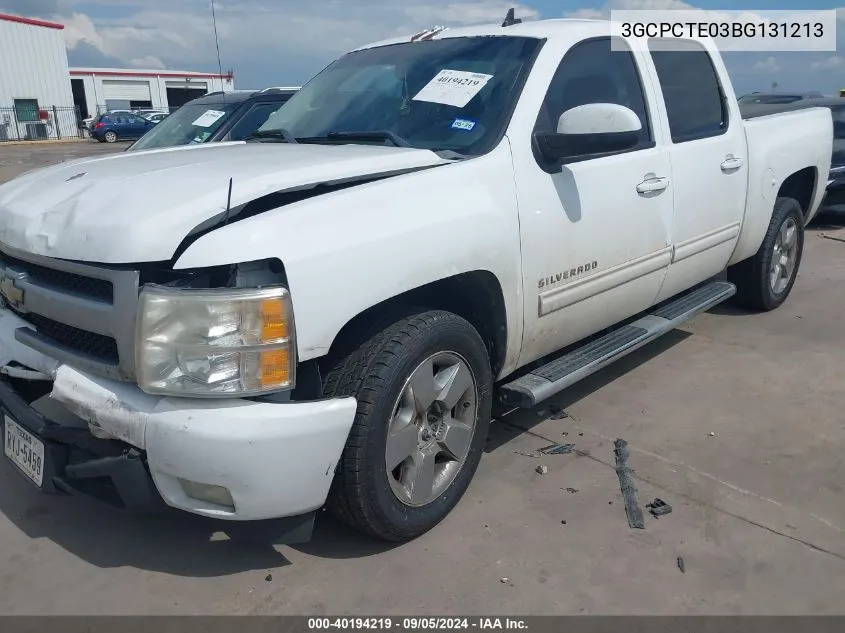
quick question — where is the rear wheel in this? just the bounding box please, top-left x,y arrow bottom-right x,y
323,309 -> 492,541
104,130 -> 117,143
728,196 -> 804,311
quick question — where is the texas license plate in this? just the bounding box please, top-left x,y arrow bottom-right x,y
3,416 -> 44,487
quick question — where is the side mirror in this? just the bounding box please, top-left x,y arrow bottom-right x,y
534,103 -> 642,164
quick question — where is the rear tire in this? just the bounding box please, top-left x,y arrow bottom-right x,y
104,130 -> 117,143
728,196 -> 804,311
323,309 -> 493,542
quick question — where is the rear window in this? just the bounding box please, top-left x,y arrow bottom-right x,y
648,38 -> 728,143
831,106 -> 845,139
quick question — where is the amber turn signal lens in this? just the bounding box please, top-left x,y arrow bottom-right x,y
260,348 -> 291,388
261,298 -> 288,342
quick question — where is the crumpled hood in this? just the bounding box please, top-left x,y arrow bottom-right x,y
0,141 -> 448,263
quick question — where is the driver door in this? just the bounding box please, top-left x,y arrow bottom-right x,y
512,37 -> 674,367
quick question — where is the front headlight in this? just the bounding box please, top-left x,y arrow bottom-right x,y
135,285 -> 295,397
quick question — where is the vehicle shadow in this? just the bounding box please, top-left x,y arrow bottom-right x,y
0,468 -> 292,576
485,329 -> 691,453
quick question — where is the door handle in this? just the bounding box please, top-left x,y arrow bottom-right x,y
721,157 -> 744,171
636,177 -> 669,193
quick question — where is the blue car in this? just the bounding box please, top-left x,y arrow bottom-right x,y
90,112 -> 155,143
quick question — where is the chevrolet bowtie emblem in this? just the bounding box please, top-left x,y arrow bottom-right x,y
0,273 -> 25,309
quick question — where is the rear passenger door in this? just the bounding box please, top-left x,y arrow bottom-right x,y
646,38 -> 748,302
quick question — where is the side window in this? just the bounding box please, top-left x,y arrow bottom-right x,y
535,37 -> 653,150
229,102 -> 287,140
648,39 -> 728,143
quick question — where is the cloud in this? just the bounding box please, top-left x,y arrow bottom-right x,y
129,55 -> 166,69
39,0 -> 545,86
753,56 -> 780,73
564,0 -> 694,16
811,55 -> 845,70
405,1 -> 538,25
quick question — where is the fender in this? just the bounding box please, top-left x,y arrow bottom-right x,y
174,142 -> 526,375
729,107 -> 831,266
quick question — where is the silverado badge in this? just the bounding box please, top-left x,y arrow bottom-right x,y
538,261 -> 598,289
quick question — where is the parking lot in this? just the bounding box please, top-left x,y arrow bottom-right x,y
1,141 -> 844,615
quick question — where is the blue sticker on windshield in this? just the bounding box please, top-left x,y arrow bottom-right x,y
451,118 -> 477,131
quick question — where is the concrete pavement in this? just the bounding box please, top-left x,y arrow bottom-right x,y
0,142 -> 843,615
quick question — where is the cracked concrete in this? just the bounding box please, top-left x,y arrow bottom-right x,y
1,143 -> 844,614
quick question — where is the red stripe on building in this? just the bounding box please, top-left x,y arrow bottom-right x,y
70,70 -> 233,79
0,12 -> 64,30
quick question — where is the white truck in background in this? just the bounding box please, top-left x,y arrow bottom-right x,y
0,17 -> 832,544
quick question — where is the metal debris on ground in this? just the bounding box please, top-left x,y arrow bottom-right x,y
513,449 -> 540,458
646,498 -> 673,518
539,442 -> 576,455
565,487 -> 578,494
613,438 -> 645,529
550,405 -> 569,419
536,464 -> 549,475
677,557 -> 686,573
500,577 -> 509,584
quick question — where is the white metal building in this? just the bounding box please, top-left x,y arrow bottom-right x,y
70,68 -> 236,118
0,12 -> 77,140
0,11 -> 236,141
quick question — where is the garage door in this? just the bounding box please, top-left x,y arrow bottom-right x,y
102,80 -> 152,101
165,80 -> 208,92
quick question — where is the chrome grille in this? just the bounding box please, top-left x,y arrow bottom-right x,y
0,241 -> 139,381
0,251 -> 113,302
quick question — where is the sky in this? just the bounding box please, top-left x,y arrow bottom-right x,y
2,0 -> 845,95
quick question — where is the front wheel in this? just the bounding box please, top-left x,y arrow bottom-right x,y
323,310 -> 493,542
728,196 -> 804,311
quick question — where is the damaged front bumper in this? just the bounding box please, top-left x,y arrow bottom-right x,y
1,308 -> 357,541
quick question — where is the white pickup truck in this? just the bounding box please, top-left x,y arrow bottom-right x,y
0,18 -> 832,544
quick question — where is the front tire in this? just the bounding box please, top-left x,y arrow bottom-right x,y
728,196 -> 804,311
323,309 -> 493,542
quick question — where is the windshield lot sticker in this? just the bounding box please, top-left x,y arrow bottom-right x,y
451,118 -> 477,131
192,110 -> 226,127
413,69 -> 493,108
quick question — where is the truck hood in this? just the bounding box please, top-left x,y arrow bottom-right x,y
0,142 -> 450,263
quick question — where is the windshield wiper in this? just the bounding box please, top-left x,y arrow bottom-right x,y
325,130 -> 411,148
246,128 -> 298,143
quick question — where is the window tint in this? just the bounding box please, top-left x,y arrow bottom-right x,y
229,101 -> 287,140
648,39 -> 728,143
831,106 -> 845,140
535,37 -> 652,149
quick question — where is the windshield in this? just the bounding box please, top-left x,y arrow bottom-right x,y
129,101 -> 241,151
256,36 -> 542,156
